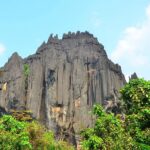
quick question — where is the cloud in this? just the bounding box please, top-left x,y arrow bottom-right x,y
111,4 -> 150,80
0,43 -> 6,56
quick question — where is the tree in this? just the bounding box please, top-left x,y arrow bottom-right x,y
120,78 -> 150,149
81,104 -> 136,150
120,78 -> 150,114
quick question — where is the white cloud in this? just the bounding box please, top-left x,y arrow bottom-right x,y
0,43 -> 6,56
111,4 -> 150,80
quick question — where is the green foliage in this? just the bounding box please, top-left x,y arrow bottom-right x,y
0,115 -> 32,150
123,104 -> 150,149
120,78 -> 150,149
120,78 -> 150,114
0,115 -> 74,150
81,104 -> 136,150
23,64 -> 30,77
27,121 -> 55,149
26,121 -> 74,150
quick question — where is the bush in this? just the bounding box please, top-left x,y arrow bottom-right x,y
0,115 -> 32,150
0,115 -> 74,150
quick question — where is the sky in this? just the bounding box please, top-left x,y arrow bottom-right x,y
0,0 -> 150,80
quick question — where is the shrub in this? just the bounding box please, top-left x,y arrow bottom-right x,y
26,121 -> 74,150
0,115 -> 74,150
0,115 -> 32,150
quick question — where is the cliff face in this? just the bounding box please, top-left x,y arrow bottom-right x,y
0,31 -> 125,141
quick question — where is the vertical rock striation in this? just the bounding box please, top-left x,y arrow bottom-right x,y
0,31 -> 126,142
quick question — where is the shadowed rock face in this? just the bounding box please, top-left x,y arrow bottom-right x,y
0,31 -> 125,142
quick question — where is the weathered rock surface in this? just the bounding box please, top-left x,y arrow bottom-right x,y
0,31 -> 126,142
130,72 -> 138,80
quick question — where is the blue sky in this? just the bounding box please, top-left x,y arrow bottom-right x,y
0,0 -> 150,80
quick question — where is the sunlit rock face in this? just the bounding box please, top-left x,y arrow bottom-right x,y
0,31 -> 125,142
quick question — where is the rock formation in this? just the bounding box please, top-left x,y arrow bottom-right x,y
129,72 -> 138,80
0,31 -> 126,143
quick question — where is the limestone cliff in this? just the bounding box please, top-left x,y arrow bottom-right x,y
0,31 -> 125,142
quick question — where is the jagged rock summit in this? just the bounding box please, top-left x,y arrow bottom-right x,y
0,31 -> 125,142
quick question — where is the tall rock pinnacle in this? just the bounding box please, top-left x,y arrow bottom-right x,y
0,31 -> 126,142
